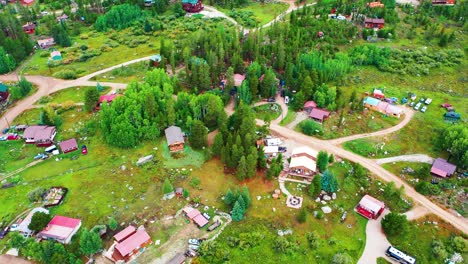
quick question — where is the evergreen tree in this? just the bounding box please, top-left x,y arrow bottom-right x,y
260,68 -> 277,98
301,76 -> 313,99
321,170 -> 338,193
0,47 -> 15,74
237,195 -> 246,210
241,186 -> 251,208
40,109 -> 54,126
189,120 -> 208,149
292,91 -> 306,111
381,212 -> 409,237
108,218 -> 118,231
231,200 -> 244,221
225,66 -> 235,91
212,132 -> 224,156
79,228 -> 103,257
237,156 -> 248,180
297,207 -> 307,223
84,87 -> 100,112
183,189 -> 189,198
317,151 -> 329,172
162,178 -> 173,194
257,147 -> 267,169
224,188 -> 236,205
308,181 -> 315,197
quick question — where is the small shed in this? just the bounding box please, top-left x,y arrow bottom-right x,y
50,51 -> 62,61
355,195 -> 385,219
150,54 -> 162,67
175,187 -> 183,197
431,158 -> 456,178
0,82 -> 9,102
165,126 -> 185,152
37,38 -> 55,49
372,89 -> 385,99
59,138 -> 78,153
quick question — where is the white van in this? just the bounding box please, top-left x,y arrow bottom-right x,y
44,145 -> 57,153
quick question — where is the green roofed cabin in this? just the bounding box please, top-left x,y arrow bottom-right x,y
182,0 -> 203,12
0,82 -> 9,102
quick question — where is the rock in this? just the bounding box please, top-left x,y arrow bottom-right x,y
321,206 -> 332,214
257,196 -> 261,201
272,207 -> 276,212
332,193 -> 337,200
321,190 -> 327,195
277,230 -> 284,236
121,165 -> 126,171
321,200 -> 327,205
155,240 -> 161,245
315,197 -> 321,203
323,195 -> 331,201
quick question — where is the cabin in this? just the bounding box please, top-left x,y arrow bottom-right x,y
364,18 -> 385,29
112,226 -> 152,263
182,207 -> 209,228
59,138 -> 78,153
303,101 -> 317,113
367,1 -> 384,8
444,112 -> 461,122
0,82 -> 9,102
21,0 -> 34,6
38,216 -> 81,244
430,158 -> 457,178
149,54 -> 162,67
175,187 -> 183,197
432,0 -> 455,5
291,146 -> 318,161
22,22 -> 35,34
363,97 -> 402,118
95,94 -> 119,110
309,108 -> 330,123
165,126 -> 185,152
16,207 -> 49,237
355,195 -> 385,219
22,125 -> 57,146
50,50 -> 62,61
289,156 -> 316,176
56,14 -> 68,23
37,38 -> 55,49
182,0 -> 203,12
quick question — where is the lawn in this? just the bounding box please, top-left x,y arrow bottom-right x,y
91,61 -> 151,83
36,86 -> 111,105
219,2 -> 289,28
0,140 -> 38,174
252,103 -> 282,122
279,108 -> 296,126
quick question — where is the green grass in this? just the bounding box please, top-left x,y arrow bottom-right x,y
12,108 -> 42,125
279,107 -> 296,126
0,140 -> 38,174
252,103 -> 282,122
91,61 -> 151,83
160,141 -> 206,169
37,86 -> 111,105
219,2 -> 289,28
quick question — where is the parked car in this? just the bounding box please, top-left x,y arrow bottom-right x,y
409,102 -> 415,107
414,103 -> 421,110
7,134 -> 19,140
188,244 -> 199,251
279,146 -> 287,153
421,106 -> 427,113
0,136 -> 7,141
267,97 -> 275,102
81,145 -> 88,155
202,213 -> 211,220
34,153 -> 48,160
424,98 -> 432,105
45,145 -> 57,153
188,239 -> 201,246
185,249 -> 197,257
2,128 -> 9,134
419,98 -> 425,103
10,224 -> 19,232
284,96 -> 289,104
0,227 -> 10,239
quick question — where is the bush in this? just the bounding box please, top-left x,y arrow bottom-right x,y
300,120 -> 323,135
415,181 -> 441,195
53,69 -> 77,79
297,208 -> 307,223
40,51 -> 49,57
27,187 -> 47,202
381,212 -> 409,237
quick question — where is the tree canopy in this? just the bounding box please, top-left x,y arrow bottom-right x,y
28,212 -> 51,233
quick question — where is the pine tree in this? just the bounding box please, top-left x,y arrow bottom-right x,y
241,186 -> 251,208
237,195 -> 246,210
237,156 -> 248,180
231,200 -> 244,221
84,87 -> 100,112
257,147 -> 267,169
308,181 -> 315,197
224,188 -> 236,205
317,151 -> 329,172
0,47 -> 15,74
162,178 -> 173,194
189,120 -> 208,149
297,207 -> 307,223
321,170 -> 338,193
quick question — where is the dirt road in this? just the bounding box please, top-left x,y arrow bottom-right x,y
357,210 -> 394,264
376,154 -> 434,165
266,123 -> 468,234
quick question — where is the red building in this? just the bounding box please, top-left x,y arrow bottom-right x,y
364,18 -> 385,29
372,89 -> 385,99
181,0 -> 203,12
95,94 -> 120,110
111,227 -> 152,263
22,125 -> 57,147
22,22 -> 36,34
356,195 -> 385,219
21,0 -> 34,6
59,138 -> 78,153
432,0 -> 455,5
309,108 -> 331,123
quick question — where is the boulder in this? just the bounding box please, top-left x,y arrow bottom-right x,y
332,193 -> 337,200
323,195 -> 331,201
321,200 -> 327,205
321,206 -> 332,214
315,197 -> 321,203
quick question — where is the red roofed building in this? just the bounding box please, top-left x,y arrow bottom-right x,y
355,195 -> 385,219
23,125 -> 56,146
372,89 -> 385,99
431,158 -> 457,178
367,1 -> 384,8
112,228 -> 152,263
192,214 -> 209,227
21,0 -> 34,6
364,18 -> 385,29
309,108 -> 330,123
22,22 -> 35,34
114,226 -> 136,243
59,138 -> 78,153
96,94 -> 119,110
303,101 -> 317,113
432,0 -> 455,5
182,207 -> 209,227
38,216 -> 81,244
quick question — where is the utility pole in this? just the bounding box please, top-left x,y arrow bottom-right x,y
4,117 -> 11,129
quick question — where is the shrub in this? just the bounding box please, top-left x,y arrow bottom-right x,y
108,217 -> 118,231
415,181 -> 441,195
40,51 -> 49,57
80,34 -> 89,39
381,212 -> 409,237
27,187 -> 47,202
297,208 -> 307,223
53,69 -> 77,79
300,119 -> 323,135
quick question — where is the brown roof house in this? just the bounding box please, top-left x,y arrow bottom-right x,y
23,125 -> 56,146
431,158 -> 457,178
309,108 -> 330,123
165,126 -> 185,152
59,138 -> 78,153
303,101 -> 317,113
110,226 -> 152,263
